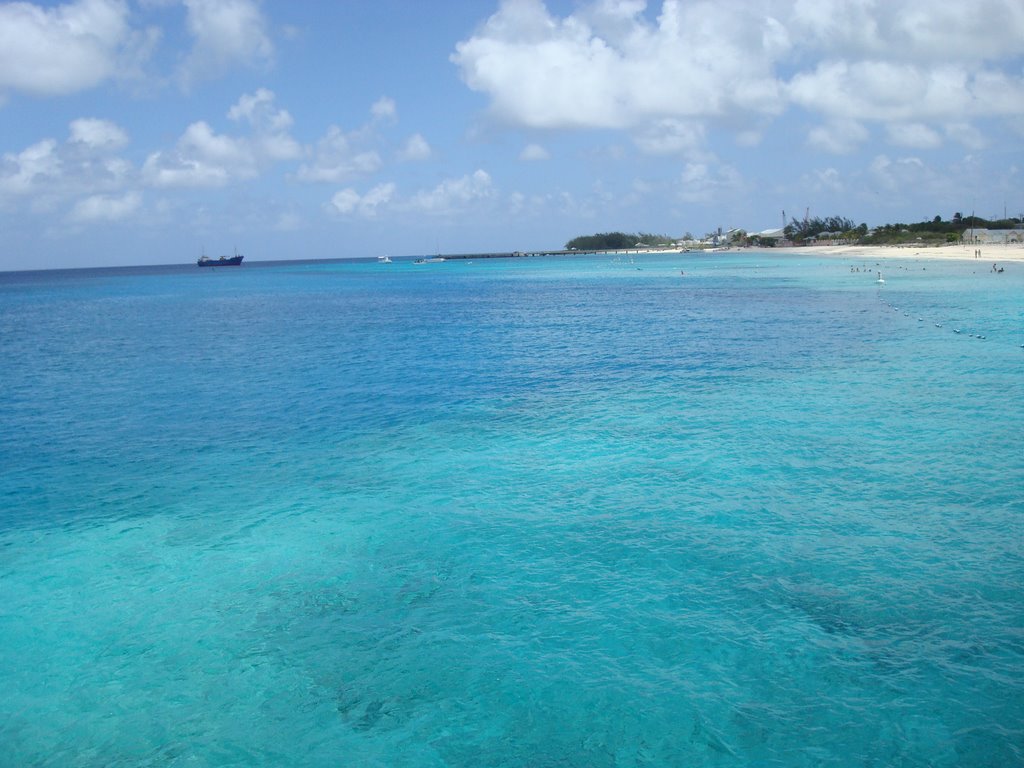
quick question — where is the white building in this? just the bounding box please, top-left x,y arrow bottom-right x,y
963,228 -> 1024,244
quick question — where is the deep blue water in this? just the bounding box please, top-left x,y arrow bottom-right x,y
1,252 -> 1022,766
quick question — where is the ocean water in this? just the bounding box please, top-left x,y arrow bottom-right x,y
1,251 -> 1022,767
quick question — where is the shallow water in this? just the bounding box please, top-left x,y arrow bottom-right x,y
1,252 -> 1022,766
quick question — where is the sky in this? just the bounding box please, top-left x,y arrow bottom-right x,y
1,0 -> 1023,270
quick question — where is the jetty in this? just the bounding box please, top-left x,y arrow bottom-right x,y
432,249 -> 588,261
431,247 -> 696,261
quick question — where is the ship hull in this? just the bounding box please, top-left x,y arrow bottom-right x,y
197,256 -> 244,266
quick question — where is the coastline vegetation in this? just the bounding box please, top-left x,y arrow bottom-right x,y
565,232 -> 676,250
783,213 -> 1021,246
568,214 -> 1022,250
860,214 -> 1020,246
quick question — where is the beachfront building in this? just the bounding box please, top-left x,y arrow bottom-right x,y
805,230 -> 852,245
747,227 -> 789,246
963,227 -> 1024,244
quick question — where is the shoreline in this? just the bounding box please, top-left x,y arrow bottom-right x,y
791,242 -> 1024,263
587,242 -> 1024,264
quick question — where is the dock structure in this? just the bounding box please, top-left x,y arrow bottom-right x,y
418,246 -> 699,262
437,249 -> 599,260
434,247 -> 706,260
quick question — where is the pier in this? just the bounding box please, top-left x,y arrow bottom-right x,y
436,249 -> 595,260
433,247 -> 694,260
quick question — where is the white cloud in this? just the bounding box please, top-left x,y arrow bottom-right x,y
371,96 -> 397,122
328,182 -> 395,217
69,190 -> 140,222
807,119 -> 870,154
944,122 -> 986,150
408,170 -> 495,214
360,182 -> 395,213
0,139 -> 61,198
178,0 -> 273,89
787,62 -> 973,123
297,98 -> 409,182
788,0 -> 1024,62
677,161 -> 744,204
886,123 -> 942,149
328,188 -> 359,214
0,0 -> 134,96
181,121 -> 249,166
256,131 -> 303,163
866,154 -> 949,198
142,121 -> 253,187
229,88 -> 286,129
804,167 -> 843,195
968,69 -> 1024,116
519,143 -> 549,161
452,0 -> 787,132
399,133 -> 432,161
0,120 -> 134,211
633,119 -> 705,156
297,125 -> 382,183
95,157 -> 132,185
228,88 -> 301,160
507,189 -> 575,217
452,0 -> 1024,154
68,118 -> 129,151
143,91 -> 300,187
781,0 -> 1024,125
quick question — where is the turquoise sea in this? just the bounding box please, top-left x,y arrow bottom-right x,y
1,251 -> 1022,766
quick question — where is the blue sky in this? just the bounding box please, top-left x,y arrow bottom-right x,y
1,0 -> 1023,270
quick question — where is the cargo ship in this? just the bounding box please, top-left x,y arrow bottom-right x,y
198,250 -> 243,267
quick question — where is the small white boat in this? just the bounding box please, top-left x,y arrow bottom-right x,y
377,255 -> 392,263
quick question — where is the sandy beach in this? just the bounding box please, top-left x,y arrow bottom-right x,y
624,241 -> 1024,265
796,241 -> 1024,263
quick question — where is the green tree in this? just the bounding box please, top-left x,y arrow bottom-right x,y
565,232 -> 674,250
